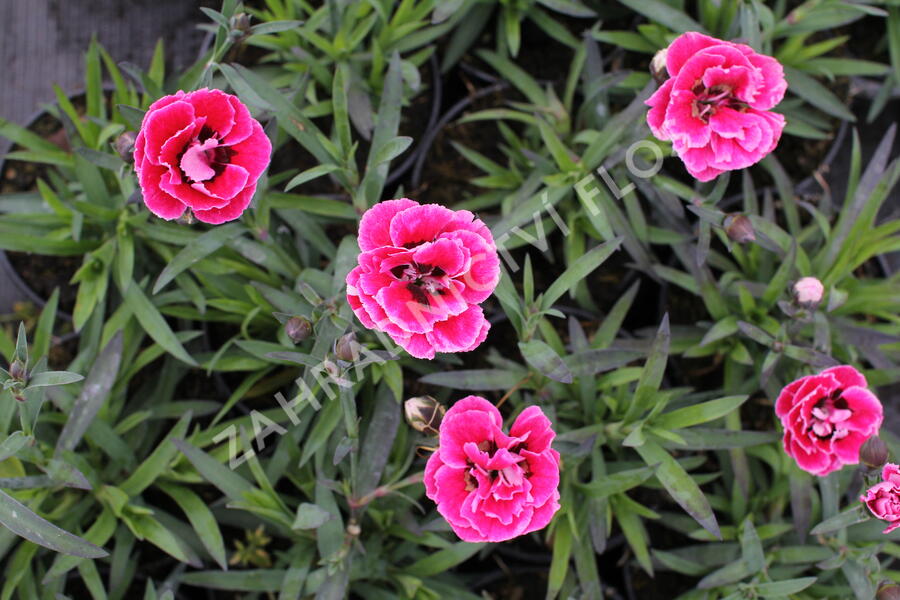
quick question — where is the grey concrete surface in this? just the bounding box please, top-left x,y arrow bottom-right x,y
0,0 -> 207,132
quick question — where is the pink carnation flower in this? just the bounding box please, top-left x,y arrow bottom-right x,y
646,32 -> 787,181
134,89 -> 272,224
424,396 -> 561,542
346,199 -> 500,360
775,366 -> 883,477
861,463 -> 900,534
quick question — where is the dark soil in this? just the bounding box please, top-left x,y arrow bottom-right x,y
5,252 -> 80,313
413,82 -> 510,207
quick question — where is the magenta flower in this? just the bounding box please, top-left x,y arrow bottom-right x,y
424,396 -> 561,542
134,89 -> 272,224
775,366 -> 883,476
861,463 -> 900,534
346,199 -> 500,360
646,32 -> 787,181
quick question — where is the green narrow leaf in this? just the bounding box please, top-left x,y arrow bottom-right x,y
55,332 -> 123,454
546,517 -> 573,599
617,0 -> 706,32
0,488 -> 108,558
120,411 -> 192,496
332,63 -> 351,156
419,369 -> 525,390
739,518 -> 764,573
754,577 -> 817,597
371,136 -> 413,165
124,283 -> 198,366
653,395 -> 748,430
32,288 -> 59,361
576,465 -> 656,499
635,441 -> 721,539
291,503 -> 331,530
610,494 -> 654,575
783,66 -> 855,122
356,385 -> 401,498
171,438 -> 252,502
153,223 -> 245,293
0,432 -> 31,463
157,482 -> 228,570
541,238 -> 623,309
405,542 -> 486,578
519,339 -> 573,384
25,371 -> 84,389
809,505 -> 868,535
625,315 -> 670,421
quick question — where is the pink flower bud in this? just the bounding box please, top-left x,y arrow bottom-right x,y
793,277 -> 824,306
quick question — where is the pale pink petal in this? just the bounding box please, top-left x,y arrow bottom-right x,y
180,138 -> 218,181
427,306 -> 488,353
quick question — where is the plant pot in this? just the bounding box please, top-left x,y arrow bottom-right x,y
0,103 -> 79,318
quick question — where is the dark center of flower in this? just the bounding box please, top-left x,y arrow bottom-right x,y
464,440 -> 532,493
691,82 -> 749,122
390,262 -> 450,303
808,390 -> 852,440
177,131 -> 236,184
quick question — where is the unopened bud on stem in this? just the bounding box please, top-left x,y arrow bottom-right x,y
404,396 -> 445,436
334,333 -> 358,362
861,436 -> 889,469
231,12 -> 251,33
285,317 -> 312,343
114,132 -> 137,162
9,359 -> 26,382
650,48 -> 668,84
724,214 -> 755,244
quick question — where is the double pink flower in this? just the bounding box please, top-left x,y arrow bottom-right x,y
775,366 -> 883,477
134,89 -> 271,224
862,464 -> 900,534
424,396 -> 561,542
647,32 -> 787,181
346,199 -> 500,360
